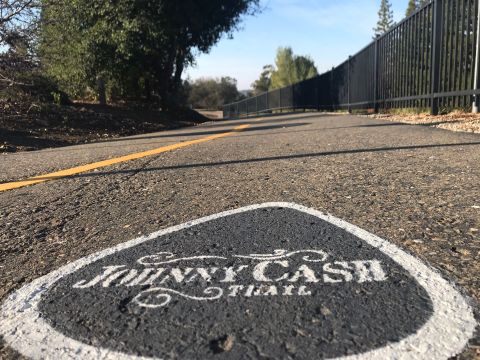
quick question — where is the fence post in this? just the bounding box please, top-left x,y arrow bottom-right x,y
473,0 -> 480,113
330,67 -> 335,111
279,89 -> 282,112
266,91 -> 269,113
347,56 -> 352,113
430,0 -> 443,115
373,39 -> 379,113
255,96 -> 259,116
291,85 -> 294,112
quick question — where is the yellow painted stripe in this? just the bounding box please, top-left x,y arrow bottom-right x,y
0,124 -> 251,192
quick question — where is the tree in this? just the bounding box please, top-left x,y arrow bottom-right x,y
406,0 -> 418,17
406,0 -> 429,17
418,0 -> 430,8
39,0 -> 260,107
251,65 -> 273,94
0,0 -> 41,87
0,0 -> 40,46
269,47 -> 318,89
373,0 -> 394,38
188,77 -> 242,110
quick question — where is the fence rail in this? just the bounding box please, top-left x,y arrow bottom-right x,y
223,0 -> 480,118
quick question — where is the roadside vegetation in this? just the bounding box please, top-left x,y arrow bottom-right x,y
187,77 -> 245,110
251,47 -> 318,95
0,0 -> 259,152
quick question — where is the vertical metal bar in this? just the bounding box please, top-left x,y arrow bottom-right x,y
452,0 -> 461,107
399,24 -> 404,102
419,9 -> 424,102
447,0 -> 455,108
266,91 -> 269,113
458,0 -> 467,108
291,84 -> 294,112
473,0 -> 480,112
471,0 -> 477,92
330,66 -> 335,110
279,88 -> 282,112
414,12 -> 420,103
389,32 -> 393,105
374,39 -> 379,112
378,38 -> 385,109
408,13 -> 414,108
465,0 -> 473,100
399,23 -> 404,103
386,33 -> 390,107
393,27 -> 398,100
419,8 -> 426,101
427,3 -> 433,108
423,6 -> 429,104
412,13 -> 417,104
348,56 -> 352,113
431,0 -> 444,115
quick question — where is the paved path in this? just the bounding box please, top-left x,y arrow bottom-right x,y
0,113 -> 479,359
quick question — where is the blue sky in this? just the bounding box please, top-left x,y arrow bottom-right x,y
185,0 -> 408,90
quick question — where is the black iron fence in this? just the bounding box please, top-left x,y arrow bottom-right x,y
223,0 -> 480,118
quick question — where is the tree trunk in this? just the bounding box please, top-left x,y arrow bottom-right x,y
171,49 -> 185,103
144,78 -> 152,103
97,76 -> 106,105
156,48 -> 176,110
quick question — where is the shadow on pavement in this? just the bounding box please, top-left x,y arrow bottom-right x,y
203,113 -> 330,129
20,122 -> 410,155
27,141 -> 480,181
94,122 -> 311,143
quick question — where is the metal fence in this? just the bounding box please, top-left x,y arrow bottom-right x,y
223,0 -> 480,118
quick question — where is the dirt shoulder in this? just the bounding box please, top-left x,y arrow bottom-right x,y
195,109 -> 223,120
0,101 -> 210,153
366,111 -> 480,134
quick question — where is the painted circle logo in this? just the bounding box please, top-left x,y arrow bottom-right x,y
0,203 -> 476,359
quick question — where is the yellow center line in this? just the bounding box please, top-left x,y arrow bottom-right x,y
0,124 -> 251,192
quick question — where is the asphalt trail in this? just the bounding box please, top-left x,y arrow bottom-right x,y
0,113 -> 479,359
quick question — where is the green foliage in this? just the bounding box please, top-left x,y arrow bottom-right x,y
0,71 -> 70,105
251,65 -> 274,95
39,0 -> 260,106
406,0 -> 430,17
418,0 -> 430,7
269,47 -> 318,90
188,77 -> 242,110
0,0 -> 40,48
406,0 -> 417,16
373,0 -> 394,38
38,0 -> 89,97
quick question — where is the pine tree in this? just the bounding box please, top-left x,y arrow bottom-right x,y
406,0 -> 418,17
373,0 -> 394,38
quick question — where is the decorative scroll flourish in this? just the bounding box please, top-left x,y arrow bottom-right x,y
233,249 -> 328,262
137,252 -> 227,266
137,249 -> 328,266
133,287 -> 224,308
